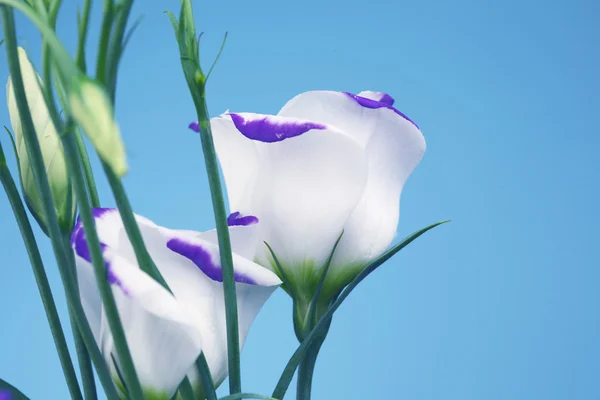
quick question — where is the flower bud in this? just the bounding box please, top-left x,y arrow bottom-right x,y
69,77 -> 127,177
6,47 -> 75,234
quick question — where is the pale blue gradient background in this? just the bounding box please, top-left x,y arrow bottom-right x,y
1,0 -> 599,399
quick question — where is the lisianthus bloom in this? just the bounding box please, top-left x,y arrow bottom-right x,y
192,90 -> 425,323
0,389 -> 11,400
71,208 -> 281,399
6,47 -> 75,234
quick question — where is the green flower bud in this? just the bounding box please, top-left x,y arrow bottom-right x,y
69,77 -> 127,177
6,47 -> 75,234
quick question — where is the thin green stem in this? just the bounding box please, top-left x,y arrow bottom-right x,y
95,0 -> 114,85
75,129 -> 100,208
61,131 -> 144,400
75,0 -> 92,72
192,89 -> 242,394
38,5 -> 97,398
71,314 -> 98,400
0,146 -> 82,400
1,9 -> 119,398
101,161 -> 167,284
295,334 -> 325,400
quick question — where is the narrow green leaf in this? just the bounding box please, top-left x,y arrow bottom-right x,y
196,352 -> 217,400
205,32 -> 228,81
121,15 -> 144,54
164,10 -> 179,37
3,126 -> 18,165
272,221 -> 450,398
305,231 -> 343,331
264,241 -> 304,340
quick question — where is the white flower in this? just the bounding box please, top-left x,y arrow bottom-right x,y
199,90 -> 425,314
70,208 -> 281,398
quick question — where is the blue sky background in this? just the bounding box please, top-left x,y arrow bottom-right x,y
1,0 -> 599,399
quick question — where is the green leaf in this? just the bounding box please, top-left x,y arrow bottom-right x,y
0,377 -> 31,399
305,231 -> 343,332
272,221 -> 450,399
205,32 -> 228,81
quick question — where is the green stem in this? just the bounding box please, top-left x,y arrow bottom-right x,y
0,147 -> 82,400
101,161 -> 168,285
192,87 -> 241,394
75,129 -> 100,208
1,9 -> 119,399
38,5 -> 97,398
75,0 -> 92,72
71,315 -> 98,400
95,0 -> 114,85
61,131 -> 144,400
101,163 -> 218,400
295,337 -> 324,400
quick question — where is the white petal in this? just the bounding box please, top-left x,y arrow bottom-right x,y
219,112 -> 368,288
72,243 -> 203,397
78,209 -> 281,390
179,223 -> 259,261
278,91 -> 425,292
211,115 -> 261,212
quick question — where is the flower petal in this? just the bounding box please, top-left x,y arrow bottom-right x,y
216,112 -> 369,290
278,91 -> 426,294
210,115 -> 261,212
227,112 -> 327,143
72,238 -> 203,397
357,90 -> 395,106
78,209 -> 281,390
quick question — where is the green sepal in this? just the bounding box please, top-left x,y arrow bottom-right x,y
272,220 -> 450,399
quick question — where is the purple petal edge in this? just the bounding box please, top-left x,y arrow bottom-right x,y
70,208 -> 116,246
227,211 -> 259,227
166,238 -> 257,285
344,92 -> 419,129
378,93 -> 395,106
189,121 -> 200,132
70,209 -> 129,295
228,113 -> 326,143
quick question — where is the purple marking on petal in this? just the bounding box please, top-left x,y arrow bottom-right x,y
71,225 -> 130,295
227,211 -> 259,227
189,121 -> 200,132
378,93 -> 395,106
70,208 -> 115,246
344,92 -> 419,129
167,238 -> 257,284
0,390 -> 12,400
228,113 -> 326,143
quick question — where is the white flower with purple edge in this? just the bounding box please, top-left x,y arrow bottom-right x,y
70,208 -> 281,399
190,90 -> 425,319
